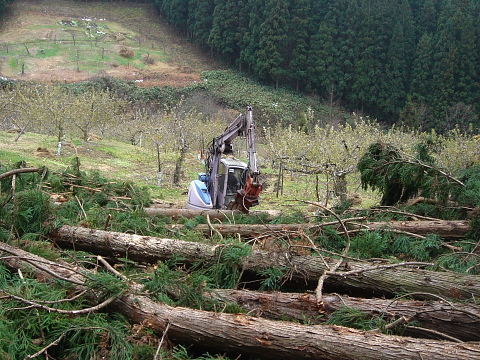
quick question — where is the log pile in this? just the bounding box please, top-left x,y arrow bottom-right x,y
1,240 -> 480,360
50,225 -> 480,300
0,211 -> 478,360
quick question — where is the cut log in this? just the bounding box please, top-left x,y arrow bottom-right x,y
357,220 -> 470,239
2,241 -> 479,360
144,207 -> 282,221
211,289 -> 480,341
50,225 -> 480,300
190,220 -> 471,239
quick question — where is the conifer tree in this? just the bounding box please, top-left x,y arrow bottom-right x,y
238,0 -> 265,73
381,22 -> 409,121
187,0 -> 215,45
287,0 -> 314,92
431,0 -> 478,130
208,0 -> 241,63
163,0 -> 189,31
417,0 -> 440,37
254,0 -> 290,88
410,33 -> 435,105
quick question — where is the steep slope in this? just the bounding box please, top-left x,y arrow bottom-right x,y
0,0 -> 222,86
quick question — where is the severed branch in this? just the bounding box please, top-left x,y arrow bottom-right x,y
12,256 -> 88,285
97,255 -> 128,281
404,326 -> 463,343
25,332 -> 66,360
154,321 -> 171,360
4,290 -> 119,315
206,213 -> 223,241
325,261 -> 434,277
369,315 -> 409,333
0,167 -> 41,180
387,292 -> 480,320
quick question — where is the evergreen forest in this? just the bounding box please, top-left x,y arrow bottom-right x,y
148,0 -> 480,132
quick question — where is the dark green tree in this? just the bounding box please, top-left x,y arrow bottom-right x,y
417,0 -> 440,36
287,0 -> 314,92
163,0 -> 189,31
431,0 -> 478,130
350,0 -> 388,116
188,0 -> 215,45
410,33 -> 435,105
254,0 -> 290,88
238,0 -> 265,74
380,22 -> 409,120
208,0 -> 242,63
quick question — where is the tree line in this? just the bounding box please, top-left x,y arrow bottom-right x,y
67,0 -> 479,133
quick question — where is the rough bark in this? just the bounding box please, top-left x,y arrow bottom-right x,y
190,220 -> 471,239
144,207 -> 282,221
211,289 -> 480,341
2,241 -> 479,360
50,225 -> 480,300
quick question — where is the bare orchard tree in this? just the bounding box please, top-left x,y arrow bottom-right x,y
149,104 -> 227,186
265,114 -> 420,204
0,90 -> 17,132
10,85 -> 74,154
71,89 -> 126,142
146,110 -> 172,187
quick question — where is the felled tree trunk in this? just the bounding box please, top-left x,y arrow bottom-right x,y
2,241 -> 479,360
50,225 -> 480,300
211,289 -> 480,341
144,207 -> 282,221
190,220 -> 471,239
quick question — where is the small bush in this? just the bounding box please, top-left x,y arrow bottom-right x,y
142,54 -> 155,65
119,46 -> 134,58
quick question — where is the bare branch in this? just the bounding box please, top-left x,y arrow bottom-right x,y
25,332 -> 65,360
4,290 -> 119,315
326,262 -> 435,277
0,167 -> 41,180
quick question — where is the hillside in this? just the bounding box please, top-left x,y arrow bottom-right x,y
0,0 -> 222,86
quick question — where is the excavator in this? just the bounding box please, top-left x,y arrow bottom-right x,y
187,106 -> 262,213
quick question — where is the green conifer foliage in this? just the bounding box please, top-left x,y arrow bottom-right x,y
287,0 -> 314,91
188,0 -> 215,44
153,0 -> 480,127
254,0 -> 290,87
357,141 -> 464,206
208,0 -> 242,62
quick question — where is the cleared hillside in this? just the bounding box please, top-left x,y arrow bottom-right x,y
0,0 -> 222,86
